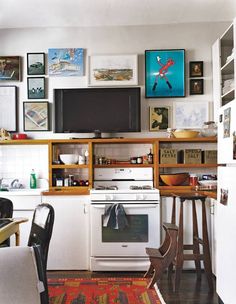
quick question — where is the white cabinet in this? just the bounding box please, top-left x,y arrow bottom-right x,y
212,19 -> 235,117
0,193 -> 41,246
42,195 -> 90,270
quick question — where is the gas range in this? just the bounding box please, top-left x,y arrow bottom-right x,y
90,187 -> 160,202
91,167 -> 159,202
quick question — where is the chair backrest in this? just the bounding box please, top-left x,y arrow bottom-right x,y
28,203 -> 54,271
0,197 -> 13,247
0,245 -> 49,304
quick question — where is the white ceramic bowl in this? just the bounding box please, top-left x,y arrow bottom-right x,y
60,154 -> 78,164
198,180 -> 217,186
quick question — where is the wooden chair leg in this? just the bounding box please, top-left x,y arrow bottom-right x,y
168,196 -> 177,278
173,199 -> 184,292
201,199 -> 213,291
144,263 -> 154,278
192,199 -> 201,279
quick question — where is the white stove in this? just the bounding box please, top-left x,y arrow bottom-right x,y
90,167 -> 160,271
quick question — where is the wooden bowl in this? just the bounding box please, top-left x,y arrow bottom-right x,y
160,173 -> 189,186
173,130 -> 199,138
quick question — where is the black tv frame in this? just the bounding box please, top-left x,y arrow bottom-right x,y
54,87 -> 141,138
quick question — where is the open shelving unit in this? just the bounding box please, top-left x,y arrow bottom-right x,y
0,137 -> 217,195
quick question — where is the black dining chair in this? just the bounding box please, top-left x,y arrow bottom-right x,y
0,197 -> 13,247
28,203 -> 55,273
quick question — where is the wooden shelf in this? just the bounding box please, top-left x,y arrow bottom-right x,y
93,164 -> 154,168
0,137 -> 217,194
157,137 -> 217,143
51,164 -> 89,169
0,139 -> 48,145
159,164 -> 217,168
44,187 -> 90,195
221,57 -> 234,74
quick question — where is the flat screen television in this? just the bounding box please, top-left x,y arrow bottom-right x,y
54,87 -> 141,137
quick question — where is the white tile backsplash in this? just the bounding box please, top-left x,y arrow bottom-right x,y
0,145 -> 48,188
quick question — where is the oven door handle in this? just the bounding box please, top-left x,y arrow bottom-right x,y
91,204 -> 158,209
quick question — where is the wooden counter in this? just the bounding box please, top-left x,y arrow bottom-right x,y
42,189 -> 90,196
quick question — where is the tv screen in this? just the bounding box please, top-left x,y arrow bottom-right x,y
54,87 -> 141,135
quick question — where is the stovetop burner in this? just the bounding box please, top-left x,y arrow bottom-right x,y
129,185 -> 153,190
94,185 -> 153,191
95,185 -> 119,190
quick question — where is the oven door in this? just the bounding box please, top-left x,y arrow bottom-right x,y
90,203 -> 160,257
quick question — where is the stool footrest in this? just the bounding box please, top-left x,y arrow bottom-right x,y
183,253 -> 204,261
183,244 -> 194,250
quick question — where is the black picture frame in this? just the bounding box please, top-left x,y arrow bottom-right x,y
23,101 -> 49,131
189,61 -> 203,77
27,53 -> 45,75
149,106 -> 170,131
190,79 -> 204,95
0,56 -> 21,81
27,77 -> 45,99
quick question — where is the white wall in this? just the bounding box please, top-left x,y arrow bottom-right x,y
0,22 -> 229,139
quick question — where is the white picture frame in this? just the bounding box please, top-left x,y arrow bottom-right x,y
0,86 -> 17,131
88,54 -> 138,86
173,101 -> 209,129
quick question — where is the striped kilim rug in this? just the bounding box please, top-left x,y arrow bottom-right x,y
48,277 -> 165,304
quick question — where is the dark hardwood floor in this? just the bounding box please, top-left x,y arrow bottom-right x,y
47,270 -> 219,304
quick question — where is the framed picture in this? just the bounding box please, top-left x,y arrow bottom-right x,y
189,61 -> 203,77
48,48 -> 84,77
23,101 -> 49,131
223,107 -> 231,138
190,79 -> 204,95
27,53 -> 45,75
0,56 -> 20,81
27,77 -> 45,99
88,54 -> 138,86
149,106 -> 170,131
145,49 -> 185,98
0,86 -> 17,131
173,101 -> 209,129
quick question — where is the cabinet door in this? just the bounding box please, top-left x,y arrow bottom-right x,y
42,195 -> 90,270
11,210 -> 34,246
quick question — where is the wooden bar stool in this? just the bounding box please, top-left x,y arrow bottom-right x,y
169,192 -> 213,292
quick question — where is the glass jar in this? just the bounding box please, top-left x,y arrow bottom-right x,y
189,174 -> 198,186
201,121 -> 217,137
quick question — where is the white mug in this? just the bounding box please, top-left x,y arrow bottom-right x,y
78,155 -> 85,165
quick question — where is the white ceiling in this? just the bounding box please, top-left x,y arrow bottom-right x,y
0,0 -> 236,29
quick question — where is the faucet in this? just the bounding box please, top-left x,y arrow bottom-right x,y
10,179 -> 23,189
